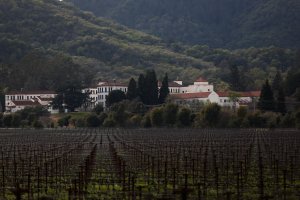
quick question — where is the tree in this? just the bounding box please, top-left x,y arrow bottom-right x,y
126,78 -> 138,100
150,107 -> 164,127
229,65 -> 244,91
3,115 -> 12,127
52,84 -> 89,112
144,69 -> 158,105
92,104 -> 104,115
276,86 -> 286,114
137,74 -> 146,103
159,73 -> 169,104
258,79 -> 275,112
228,91 -> 240,111
272,71 -> 286,114
163,103 -> 178,126
106,90 -> 126,107
272,70 -> 283,92
285,69 -> 300,96
86,114 -> 101,127
177,107 -> 192,127
202,103 -> 221,127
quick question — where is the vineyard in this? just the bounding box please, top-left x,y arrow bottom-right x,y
0,129 -> 299,200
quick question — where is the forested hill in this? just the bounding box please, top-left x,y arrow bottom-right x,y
0,0 -> 298,93
0,0 -> 214,89
68,0 -> 300,49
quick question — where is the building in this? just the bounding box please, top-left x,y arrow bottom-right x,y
180,77 -> 214,93
83,81 -> 128,109
5,91 -> 57,113
171,90 -> 260,109
84,77 -> 260,110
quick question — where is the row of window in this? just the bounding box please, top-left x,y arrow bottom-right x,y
6,95 -> 38,101
97,87 -> 127,93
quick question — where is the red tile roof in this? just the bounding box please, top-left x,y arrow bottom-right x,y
171,92 -> 211,99
158,81 -> 183,87
7,90 -> 56,95
98,82 -> 127,87
217,91 -> 261,98
194,77 -> 208,82
11,101 -> 41,106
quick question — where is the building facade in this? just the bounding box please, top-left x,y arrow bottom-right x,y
5,91 -> 57,113
84,77 -> 260,109
83,81 -> 128,109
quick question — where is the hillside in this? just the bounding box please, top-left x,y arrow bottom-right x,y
0,0 -> 298,93
0,0 -> 213,90
68,0 -> 300,49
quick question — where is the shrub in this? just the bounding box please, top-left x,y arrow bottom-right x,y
98,112 -> 108,125
177,107 -> 191,127
33,120 -> 44,129
163,103 -> 178,126
103,117 -> 116,127
75,118 -> 86,127
3,115 -> 13,127
237,106 -> 248,119
12,114 -> 21,127
57,115 -> 71,127
141,114 -> 152,128
150,108 -> 164,127
93,104 -> 104,115
201,103 -> 221,127
86,114 -> 100,127
127,114 -> 142,127
280,113 -> 295,128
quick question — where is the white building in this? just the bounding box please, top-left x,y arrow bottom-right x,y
180,77 -> 214,93
84,77 -> 260,110
5,91 -> 57,113
171,90 -> 260,109
83,81 -> 127,108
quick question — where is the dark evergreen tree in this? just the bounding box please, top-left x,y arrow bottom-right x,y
276,86 -> 286,114
159,73 -> 169,104
229,65 -> 244,91
144,70 -> 158,105
258,79 -> 275,111
272,70 -> 283,92
52,84 -> 89,112
137,74 -> 146,104
272,71 -> 286,114
106,90 -> 126,107
126,78 -> 138,100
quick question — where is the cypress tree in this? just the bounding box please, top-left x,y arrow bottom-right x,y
159,73 -> 169,104
126,78 -> 138,100
137,74 -> 146,104
272,71 -> 286,114
272,70 -> 283,92
145,70 -> 158,105
230,65 -> 244,91
276,86 -> 286,114
258,79 -> 275,111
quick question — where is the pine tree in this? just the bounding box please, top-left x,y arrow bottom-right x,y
126,78 -> 138,100
230,65 -> 244,91
272,70 -> 283,93
137,74 -> 146,104
145,69 -> 158,105
272,71 -> 286,114
159,73 -> 169,104
276,86 -> 286,114
258,79 -> 275,111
